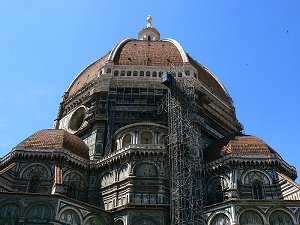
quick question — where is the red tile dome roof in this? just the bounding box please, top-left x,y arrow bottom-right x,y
16,129 -> 90,160
113,40 -> 184,66
206,134 -> 277,162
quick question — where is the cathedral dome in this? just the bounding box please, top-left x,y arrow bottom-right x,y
206,134 -> 278,162
65,23 -> 233,107
16,129 -> 90,159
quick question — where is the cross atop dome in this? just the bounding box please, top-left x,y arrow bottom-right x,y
138,15 -> 160,41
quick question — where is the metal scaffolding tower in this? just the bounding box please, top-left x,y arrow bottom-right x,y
160,72 -> 205,225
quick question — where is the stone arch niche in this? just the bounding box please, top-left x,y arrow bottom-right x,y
21,163 -> 51,193
207,176 -> 229,205
135,162 -> 157,177
140,131 -> 153,144
122,133 -> 132,148
0,203 -> 20,224
63,171 -> 87,200
210,213 -> 230,225
239,210 -> 264,225
242,170 -> 271,200
269,210 -> 294,225
59,209 -> 81,225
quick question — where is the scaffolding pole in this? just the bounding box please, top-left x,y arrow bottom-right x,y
161,72 -> 205,225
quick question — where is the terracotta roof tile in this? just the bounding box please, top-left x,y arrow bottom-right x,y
205,134 -> 277,162
113,40 -> 184,66
17,129 -> 89,160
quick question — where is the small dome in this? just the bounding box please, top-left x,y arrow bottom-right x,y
16,129 -> 90,159
206,134 -> 277,162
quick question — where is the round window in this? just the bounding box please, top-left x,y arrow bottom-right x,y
68,107 -> 85,132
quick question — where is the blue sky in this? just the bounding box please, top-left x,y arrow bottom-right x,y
0,0 -> 300,179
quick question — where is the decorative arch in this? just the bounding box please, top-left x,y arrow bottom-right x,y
83,216 -> 106,225
20,163 -> 51,179
25,203 -> 52,222
268,209 -> 295,225
239,210 -> 265,225
209,213 -> 231,225
242,170 -> 272,200
134,162 -> 157,177
0,203 -> 21,224
59,208 -> 82,225
242,170 -> 272,185
114,218 -> 125,225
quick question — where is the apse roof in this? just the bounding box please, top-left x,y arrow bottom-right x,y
206,134 -> 278,162
16,129 -> 90,160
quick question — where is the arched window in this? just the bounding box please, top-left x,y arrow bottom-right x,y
216,184 -> 224,203
240,210 -> 263,225
140,131 -> 153,144
28,175 -> 41,193
269,210 -> 293,225
152,71 -> 157,77
252,180 -> 264,199
211,214 -> 230,225
122,134 -> 132,148
114,70 -> 119,76
146,71 -> 151,77
106,68 -> 111,74
133,71 -> 138,76
121,70 -> 125,76
127,71 -> 132,76
207,177 -> 228,205
68,182 -> 79,199
140,71 -> 144,76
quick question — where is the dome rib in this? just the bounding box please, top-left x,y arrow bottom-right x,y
162,38 -> 189,63
108,38 -> 135,62
66,53 -> 109,97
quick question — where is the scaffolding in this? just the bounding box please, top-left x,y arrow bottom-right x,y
160,72 -> 205,225
102,79 -> 168,155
